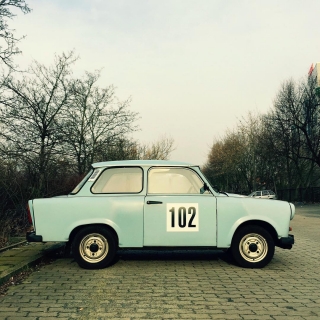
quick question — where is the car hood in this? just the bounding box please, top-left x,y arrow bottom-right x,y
226,193 -> 247,197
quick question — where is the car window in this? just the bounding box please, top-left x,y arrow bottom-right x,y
91,167 -> 143,193
148,167 -> 204,194
70,169 -> 93,194
256,191 -> 262,196
269,191 -> 275,195
262,190 -> 269,196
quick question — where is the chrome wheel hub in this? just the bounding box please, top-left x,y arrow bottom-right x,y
239,233 -> 268,262
79,233 -> 109,263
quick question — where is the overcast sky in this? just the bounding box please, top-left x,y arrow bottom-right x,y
13,0 -> 320,165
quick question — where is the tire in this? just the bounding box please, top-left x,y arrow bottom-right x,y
72,226 -> 117,269
231,225 -> 275,268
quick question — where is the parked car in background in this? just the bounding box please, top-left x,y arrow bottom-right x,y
248,190 -> 277,200
27,160 -> 294,269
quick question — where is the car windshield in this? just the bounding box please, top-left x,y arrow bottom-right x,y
70,169 -> 93,194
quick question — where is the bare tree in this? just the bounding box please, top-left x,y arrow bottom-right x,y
259,77 -> 320,195
203,76 -> 320,199
60,70 -> 139,175
203,131 -> 248,193
203,114 -> 268,193
0,0 -> 30,68
94,137 -> 140,163
139,136 -> 175,160
0,52 -> 76,196
269,77 -> 320,167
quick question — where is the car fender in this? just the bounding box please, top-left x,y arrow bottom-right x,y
216,197 -> 291,248
222,216 -> 279,248
67,218 -> 121,243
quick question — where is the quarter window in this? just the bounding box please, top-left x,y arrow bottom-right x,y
92,167 -> 143,193
70,169 -> 93,194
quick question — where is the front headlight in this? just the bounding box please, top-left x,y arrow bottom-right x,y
289,202 -> 295,220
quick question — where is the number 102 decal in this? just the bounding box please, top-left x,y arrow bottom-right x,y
166,203 -> 199,232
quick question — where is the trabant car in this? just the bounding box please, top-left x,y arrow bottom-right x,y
249,190 -> 277,200
26,160 -> 295,269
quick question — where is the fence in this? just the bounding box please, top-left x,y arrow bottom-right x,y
277,187 -> 320,203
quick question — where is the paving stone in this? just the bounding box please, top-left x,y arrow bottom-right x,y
0,205 -> 319,319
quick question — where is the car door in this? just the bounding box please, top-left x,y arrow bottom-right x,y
143,167 -> 217,247
254,191 -> 262,198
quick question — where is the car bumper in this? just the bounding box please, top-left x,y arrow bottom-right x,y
277,234 -> 294,249
26,231 -> 43,242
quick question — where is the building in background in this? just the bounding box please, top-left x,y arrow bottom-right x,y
309,62 -> 320,95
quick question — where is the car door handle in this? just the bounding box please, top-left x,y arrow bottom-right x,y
147,201 -> 163,205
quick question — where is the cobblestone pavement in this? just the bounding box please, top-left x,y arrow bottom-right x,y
0,205 -> 319,320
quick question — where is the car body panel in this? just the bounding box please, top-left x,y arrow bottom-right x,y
144,194 -> 216,246
216,196 -> 291,247
31,195 -> 145,246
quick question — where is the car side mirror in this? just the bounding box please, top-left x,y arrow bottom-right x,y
200,183 -> 210,194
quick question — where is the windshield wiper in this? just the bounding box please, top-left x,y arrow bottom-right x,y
212,185 -> 229,196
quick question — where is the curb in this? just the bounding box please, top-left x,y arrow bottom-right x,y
0,241 -> 27,254
0,243 -> 65,286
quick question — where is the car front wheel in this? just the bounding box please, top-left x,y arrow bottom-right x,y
231,225 -> 275,268
72,226 -> 117,269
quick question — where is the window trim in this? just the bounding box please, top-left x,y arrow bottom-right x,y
90,166 -> 144,194
70,169 -> 94,195
146,166 -> 207,195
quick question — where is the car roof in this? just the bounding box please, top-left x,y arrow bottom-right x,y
92,160 -> 197,169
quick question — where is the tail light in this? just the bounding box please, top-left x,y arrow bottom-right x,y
27,204 -> 33,225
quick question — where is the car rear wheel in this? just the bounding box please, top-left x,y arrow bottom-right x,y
72,226 -> 117,269
231,225 -> 275,268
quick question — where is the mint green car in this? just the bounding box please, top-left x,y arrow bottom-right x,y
26,160 -> 295,269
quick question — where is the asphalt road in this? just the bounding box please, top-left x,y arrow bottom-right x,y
0,204 -> 319,320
